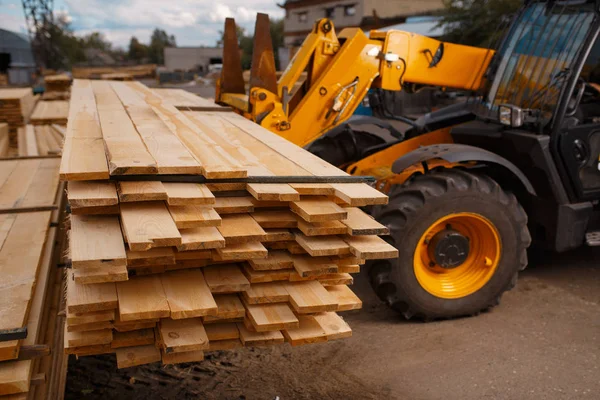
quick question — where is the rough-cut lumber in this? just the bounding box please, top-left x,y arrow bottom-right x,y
244,302 -> 299,332
66,272 -> 118,314
66,310 -> 114,326
213,197 -> 254,214
251,210 -> 298,228
248,250 -> 293,270
205,323 -> 239,341
211,294 -> 245,319
92,81 -> 158,175
282,315 -> 328,346
243,282 -> 290,304
297,219 -> 348,236
264,229 -> 295,242
285,281 -> 337,314
203,264 -> 250,293
115,345 -> 161,369
117,181 -> 166,202
163,182 -> 215,205
70,214 -> 126,268
168,204 -> 221,229
295,233 -> 350,256
342,207 -> 389,235
289,183 -> 335,195
242,265 -> 292,283
64,328 -> 112,348
319,272 -> 354,286
218,214 -> 267,244
326,285 -> 362,311
72,263 -> 128,284
158,318 -> 209,353
313,312 -> 352,340
331,183 -> 388,206
66,320 -> 113,332
161,269 -> 218,319
343,235 -> 398,259
291,197 -> 347,222
178,226 -> 225,251
292,255 -> 338,277
116,275 -> 170,321
237,323 -> 284,346
208,338 -> 242,351
247,183 -> 300,201
120,201 -> 182,251
25,125 -> 39,156
215,241 -> 268,261
30,101 -> 69,125
60,80 -> 110,180
126,247 -> 175,268
111,329 -> 155,349
67,181 -> 118,208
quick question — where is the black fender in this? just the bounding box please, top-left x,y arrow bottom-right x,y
391,143 -> 537,196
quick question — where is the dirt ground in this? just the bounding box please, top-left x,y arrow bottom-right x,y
64,247 -> 600,400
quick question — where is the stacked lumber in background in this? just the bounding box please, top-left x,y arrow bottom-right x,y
17,124 -> 65,157
30,101 -> 69,126
0,88 -> 37,145
44,74 -> 72,93
40,91 -> 70,102
0,157 -> 69,399
0,123 -> 8,157
60,80 -> 398,368
72,64 -> 156,79
100,73 -> 134,81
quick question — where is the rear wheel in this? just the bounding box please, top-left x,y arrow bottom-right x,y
370,169 -> 531,319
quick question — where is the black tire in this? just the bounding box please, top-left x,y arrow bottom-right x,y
307,131 -> 386,167
369,169 -> 531,320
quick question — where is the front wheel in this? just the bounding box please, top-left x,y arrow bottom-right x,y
369,169 -> 531,320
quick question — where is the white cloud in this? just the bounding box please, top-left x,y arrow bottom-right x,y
0,12 -> 27,35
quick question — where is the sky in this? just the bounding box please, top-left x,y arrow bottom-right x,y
0,0 -> 284,48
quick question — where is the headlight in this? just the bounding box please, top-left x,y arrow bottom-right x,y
499,105 -> 512,126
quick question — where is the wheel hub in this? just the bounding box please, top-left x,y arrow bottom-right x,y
429,228 -> 470,269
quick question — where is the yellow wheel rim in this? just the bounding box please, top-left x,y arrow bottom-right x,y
413,212 -> 501,299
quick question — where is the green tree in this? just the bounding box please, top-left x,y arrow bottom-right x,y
128,37 -> 148,62
82,31 -> 112,51
45,14 -> 86,69
148,29 -> 176,65
437,0 -> 522,47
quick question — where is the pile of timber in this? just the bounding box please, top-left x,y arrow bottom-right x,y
40,92 -> 70,102
44,74 -> 72,93
30,101 -> 69,126
61,80 -> 398,368
17,124 -> 65,157
100,73 -> 134,81
0,88 -> 37,134
72,64 -> 156,79
0,157 -> 69,399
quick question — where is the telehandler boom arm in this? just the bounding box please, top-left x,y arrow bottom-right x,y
216,15 -> 494,148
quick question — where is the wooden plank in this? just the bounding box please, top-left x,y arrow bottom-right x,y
326,285 -> 362,311
291,197 -> 348,222
64,328 -> 112,348
66,320 -> 113,332
116,275 -> 170,322
251,210 -> 298,229
203,264 -> 250,293
331,183 -> 388,206
158,318 -> 209,353
66,310 -> 114,326
264,229 -> 294,242
342,207 -> 389,235
67,181 -> 118,208
111,329 -> 155,349
343,235 -> 398,259
242,282 -> 290,304
161,349 -> 204,364
204,323 -> 239,341
285,281 -> 337,314
113,320 -> 156,333
64,343 -> 111,356
319,273 -> 354,286
60,80 -> 110,180
213,197 -> 254,214
218,214 -> 267,244
244,301 -> 299,332
178,226 -> 225,251
215,241 -> 268,261
66,271 -> 118,314
17,127 -> 27,157
282,315 -> 328,346
115,345 -> 161,369
248,250 -> 293,271
117,181 -> 166,202
247,183 -> 300,201
163,182 -> 215,206
34,126 -> 49,155
126,247 -> 175,268
70,204 -> 120,215
120,201 -> 182,251
72,263 -> 128,284
313,312 -> 352,340
25,125 -> 39,156
70,214 -> 126,268
211,294 -> 245,319
289,183 -> 335,195
242,265 -> 291,284
161,269 -> 218,319
110,81 -> 203,174
168,204 -> 221,229
295,233 -> 350,257
297,219 -> 347,236
337,264 -> 360,273
237,323 -> 284,346
292,255 -> 338,277
92,80 -> 158,175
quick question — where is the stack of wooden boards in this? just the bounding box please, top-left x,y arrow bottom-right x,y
100,73 -> 134,81
0,157 -> 69,399
60,80 -> 398,368
44,75 -> 72,93
0,89 -> 37,143
72,64 -> 156,79
30,101 -> 69,126
17,124 -> 65,157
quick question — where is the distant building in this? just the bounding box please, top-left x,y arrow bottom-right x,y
0,29 -> 36,85
281,0 -> 444,48
83,48 -> 117,66
163,47 -> 223,73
